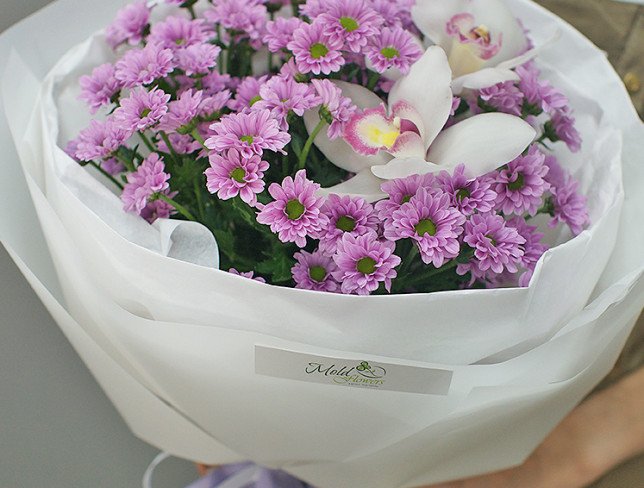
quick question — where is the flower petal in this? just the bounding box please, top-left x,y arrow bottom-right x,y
411,0 -> 469,48
426,113 -> 536,177
303,109 -> 391,173
469,0 -> 528,66
333,80 -> 384,109
371,157 -> 441,180
496,30 -> 562,70
388,131 -> 426,159
452,67 -> 520,94
388,46 -> 453,150
318,168 -> 386,203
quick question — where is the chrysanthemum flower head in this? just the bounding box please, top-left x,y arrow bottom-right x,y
365,26 -> 422,74
287,21 -> 345,75
316,194 -> 379,255
205,109 -> 291,158
256,170 -> 329,247
79,63 -> 122,114
494,145 -> 551,216
292,249 -> 340,292
457,213 -> 526,280
384,188 -> 466,267
114,86 -> 171,132
317,0 -> 383,53
121,153 -> 171,215
205,148 -> 269,207
332,232 -> 401,295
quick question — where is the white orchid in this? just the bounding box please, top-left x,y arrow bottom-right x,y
411,0 -> 556,94
304,46 -> 536,202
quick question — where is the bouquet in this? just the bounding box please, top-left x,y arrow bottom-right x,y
66,0 -> 589,295
1,0 -> 643,487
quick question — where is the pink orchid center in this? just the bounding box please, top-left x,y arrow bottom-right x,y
446,13 -> 502,61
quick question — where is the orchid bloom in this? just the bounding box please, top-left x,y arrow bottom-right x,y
411,0 -> 556,94
303,46 -> 536,202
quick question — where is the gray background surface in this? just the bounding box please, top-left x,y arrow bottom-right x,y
1,4 -> 197,488
1,1 -> 642,488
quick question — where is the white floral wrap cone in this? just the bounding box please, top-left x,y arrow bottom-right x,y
1,1 -> 643,487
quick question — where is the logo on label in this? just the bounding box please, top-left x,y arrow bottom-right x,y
305,360 -> 387,388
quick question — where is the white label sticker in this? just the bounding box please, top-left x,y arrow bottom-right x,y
255,346 -> 452,395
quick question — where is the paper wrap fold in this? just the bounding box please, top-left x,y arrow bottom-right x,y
1,1 -> 643,487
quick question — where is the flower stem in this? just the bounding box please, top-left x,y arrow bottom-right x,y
157,194 -> 197,221
194,178 -> 206,221
89,161 -> 124,190
138,131 -> 156,152
298,118 -> 326,170
367,70 -> 380,91
113,151 -> 136,173
191,129 -> 209,150
187,5 -> 196,19
159,130 -> 180,164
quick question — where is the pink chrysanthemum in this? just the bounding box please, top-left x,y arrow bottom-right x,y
493,146 -> 551,216
316,194 -> 379,255
140,195 -> 177,224
445,13 -> 502,60
156,132 -> 202,154
368,0 -> 415,29
228,75 -> 268,112
114,87 -> 170,132
507,216 -> 548,287
287,21 -> 345,75
148,16 -> 209,50
228,268 -> 267,283
105,0 -> 151,49
256,170 -> 328,247
292,249 -> 340,292
205,148 -> 269,207
311,79 -> 357,140
365,27 -> 422,74
384,188 -> 466,268
332,232 -> 401,295
550,180 -> 589,236
549,110 -> 582,153
101,157 -> 125,175
255,76 -> 319,124
175,43 -> 221,76
79,63 -> 122,114
317,0 -> 383,53
457,213 -> 526,280
264,17 -> 305,53
205,109 -> 291,158
543,155 -> 589,235
158,89 -> 202,133
479,81 -> 524,116
74,118 -> 132,162
204,0 -> 267,45
114,43 -> 175,89
516,62 -> 569,114
436,165 -> 497,216
375,173 -> 436,222
199,91 -> 232,119
121,153 -> 171,215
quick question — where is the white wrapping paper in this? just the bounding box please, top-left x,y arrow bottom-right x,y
1,1 -> 643,487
